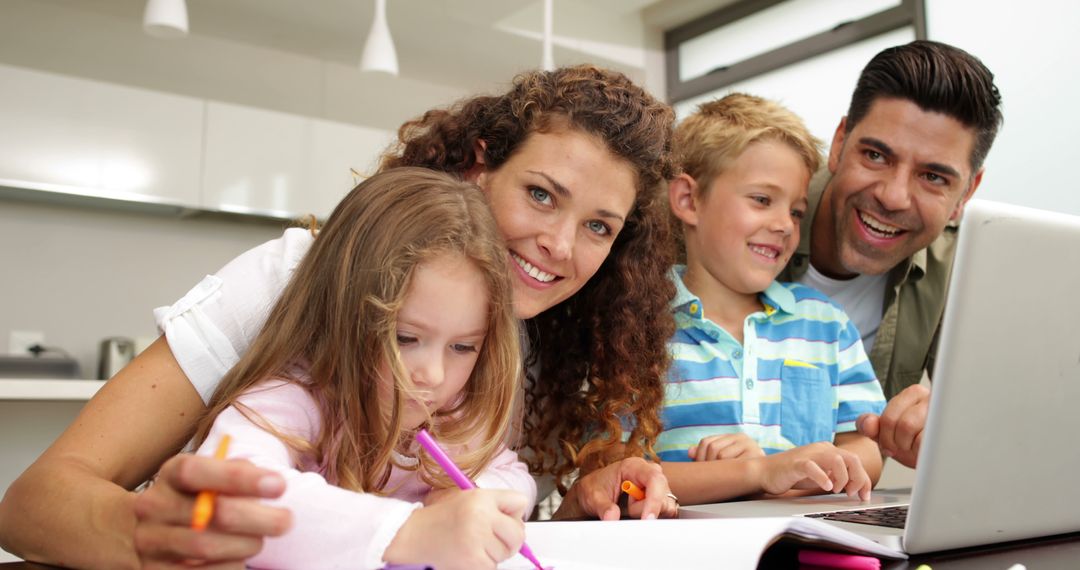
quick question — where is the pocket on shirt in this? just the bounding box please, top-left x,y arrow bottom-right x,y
780,362 -> 834,447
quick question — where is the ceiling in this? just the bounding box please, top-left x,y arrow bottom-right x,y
32,0 -> 714,92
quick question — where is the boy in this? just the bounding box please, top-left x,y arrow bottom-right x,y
660,94 -> 887,506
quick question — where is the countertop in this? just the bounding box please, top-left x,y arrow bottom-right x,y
0,379 -> 105,400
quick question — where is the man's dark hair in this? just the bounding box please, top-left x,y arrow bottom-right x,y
847,40 -> 1003,172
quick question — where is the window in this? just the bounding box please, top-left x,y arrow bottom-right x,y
665,0 -> 926,109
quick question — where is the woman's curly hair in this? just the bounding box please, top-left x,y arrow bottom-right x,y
380,65 -> 677,491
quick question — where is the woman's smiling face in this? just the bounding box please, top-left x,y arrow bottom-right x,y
473,129 -> 638,319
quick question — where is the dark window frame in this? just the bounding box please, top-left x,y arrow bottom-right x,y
665,0 -> 927,103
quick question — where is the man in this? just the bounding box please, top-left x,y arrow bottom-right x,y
778,40 -> 1004,468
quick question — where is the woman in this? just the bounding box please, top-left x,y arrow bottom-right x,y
0,65 -> 678,569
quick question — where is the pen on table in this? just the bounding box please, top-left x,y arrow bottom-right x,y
191,434 -> 232,531
415,429 -> 544,570
621,480 -> 646,501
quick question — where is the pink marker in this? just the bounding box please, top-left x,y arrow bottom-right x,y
415,429 -> 544,570
797,549 -> 881,570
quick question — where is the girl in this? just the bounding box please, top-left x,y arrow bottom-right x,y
0,65 -> 677,568
189,167 -> 533,569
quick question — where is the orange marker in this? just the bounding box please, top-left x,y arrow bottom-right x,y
621,480 -> 645,501
191,434 -> 231,531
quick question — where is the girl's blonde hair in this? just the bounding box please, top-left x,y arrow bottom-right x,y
193,167 -> 521,492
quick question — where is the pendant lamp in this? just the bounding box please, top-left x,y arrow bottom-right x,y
143,0 -> 189,39
542,0 -> 554,71
360,0 -> 399,75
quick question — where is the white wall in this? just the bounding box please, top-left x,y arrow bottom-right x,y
0,199 -> 285,377
926,0 -> 1080,216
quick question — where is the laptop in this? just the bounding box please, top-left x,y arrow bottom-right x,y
679,199 -> 1080,554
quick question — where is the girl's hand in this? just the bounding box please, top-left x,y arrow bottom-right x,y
385,489 -> 529,570
688,433 -> 765,461
133,454 -> 292,568
554,457 -> 678,521
758,442 -> 872,501
422,486 -> 462,506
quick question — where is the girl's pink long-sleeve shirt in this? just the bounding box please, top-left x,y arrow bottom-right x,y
196,379 -> 537,569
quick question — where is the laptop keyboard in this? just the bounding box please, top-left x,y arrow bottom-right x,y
804,505 -> 909,529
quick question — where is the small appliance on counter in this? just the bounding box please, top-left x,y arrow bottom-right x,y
98,337 -> 136,379
0,354 -> 81,379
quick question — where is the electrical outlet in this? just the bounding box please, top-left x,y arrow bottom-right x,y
9,330 -> 45,356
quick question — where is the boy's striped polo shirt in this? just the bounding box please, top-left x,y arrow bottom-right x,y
658,266 -> 886,462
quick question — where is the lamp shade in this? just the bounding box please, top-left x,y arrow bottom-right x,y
542,0 -> 554,71
143,0 -> 188,39
360,0 -> 398,75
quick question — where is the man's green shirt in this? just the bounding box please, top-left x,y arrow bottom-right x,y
778,170 -> 959,399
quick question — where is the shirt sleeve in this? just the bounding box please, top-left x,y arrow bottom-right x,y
834,314 -> 887,433
154,228 -> 313,403
472,445 -> 537,515
196,381 -> 420,570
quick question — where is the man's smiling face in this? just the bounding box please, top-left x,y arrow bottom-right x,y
815,97 -> 983,278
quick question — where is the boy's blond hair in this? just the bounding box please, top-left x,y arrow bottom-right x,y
674,93 -> 822,195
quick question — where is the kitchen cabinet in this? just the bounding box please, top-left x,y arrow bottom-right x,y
202,103 -> 394,220
0,63 -> 203,207
307,118 -> 395,218
0,64 -> 395,222
201,102 -> 312,218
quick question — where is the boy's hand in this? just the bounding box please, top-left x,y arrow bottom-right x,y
759,442 -> 872,501
386,489 -> 528,570
688,433 -> 765,461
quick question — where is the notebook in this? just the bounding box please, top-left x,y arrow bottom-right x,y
496,517 -> 905,569
679,199 -> 1080,554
